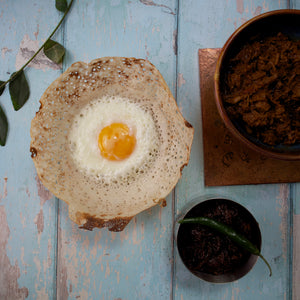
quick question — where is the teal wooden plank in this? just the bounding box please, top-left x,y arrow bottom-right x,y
292,0 -> 300,277
291,0 -> 300,8
174,0 -> 293,299
292,184 -> 300,299
0,1 -> 64,299
292,4 -> 300,299
57,1 -> 177,299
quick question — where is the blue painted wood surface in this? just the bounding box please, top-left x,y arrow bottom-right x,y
0,1 -> 299,299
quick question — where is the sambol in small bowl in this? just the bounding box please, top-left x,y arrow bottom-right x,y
175,196 -> 270,283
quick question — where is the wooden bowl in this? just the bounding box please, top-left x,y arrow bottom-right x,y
214,10 -> 300,160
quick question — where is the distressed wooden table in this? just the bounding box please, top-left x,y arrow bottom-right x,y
1,1 -> 300,299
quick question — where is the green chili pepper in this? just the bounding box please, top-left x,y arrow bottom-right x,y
178,217 -> 272,276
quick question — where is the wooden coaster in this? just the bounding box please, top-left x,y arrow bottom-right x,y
199,48 -> 300,186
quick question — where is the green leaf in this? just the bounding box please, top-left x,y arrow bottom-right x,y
56,0 -> 68,12
0,81 -> 5,96
44,39 -> 65,64
9,71 -> 30,111
0,104 -> 8,146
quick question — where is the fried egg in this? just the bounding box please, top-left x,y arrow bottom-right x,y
68,96 -> 159,179
30,57 -> 194,231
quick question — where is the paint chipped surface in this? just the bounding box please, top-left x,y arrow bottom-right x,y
56,199 -> 172,299
293,214 -> 300,300
15,34 -> 61,70
253,5 -> 262,16
34,209 -> 44,235
173,29 -> 177,55
57,226 -> 69,300
139,0 -> 175,15
0,206 -> 29,299
1,47 -> 12,59
0,177 -> 8,201
178,73 -> 186,88
34,176 -> 52,239
35,175 -> 53,206
276,184 -> 289,260
236,0 -> 244,14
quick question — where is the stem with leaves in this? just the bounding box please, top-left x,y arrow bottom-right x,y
0,0 -> 73,146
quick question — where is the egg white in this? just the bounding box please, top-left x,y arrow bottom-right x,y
68,96 -> 159,180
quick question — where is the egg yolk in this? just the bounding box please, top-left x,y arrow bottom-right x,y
98,123 -> 136,161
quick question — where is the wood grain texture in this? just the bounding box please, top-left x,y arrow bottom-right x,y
0,0 -> 299,299
175,0 -> 295,299
293,183 -> 300,300
0,1 -> 62,299
57,1 -> 177,299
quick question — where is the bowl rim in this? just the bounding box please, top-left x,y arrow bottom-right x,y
214,9 -> 300,161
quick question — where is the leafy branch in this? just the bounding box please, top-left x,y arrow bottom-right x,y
0,0 -> 74,146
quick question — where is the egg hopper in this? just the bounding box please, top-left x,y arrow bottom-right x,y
30,57 -> 194,231
199,48 -> 300,186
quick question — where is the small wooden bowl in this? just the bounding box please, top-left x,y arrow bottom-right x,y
214,10 -> 300,160
176,197 -> 261,283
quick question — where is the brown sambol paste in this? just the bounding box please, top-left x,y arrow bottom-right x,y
223,32 -> 300,146
177,199 -> 260,276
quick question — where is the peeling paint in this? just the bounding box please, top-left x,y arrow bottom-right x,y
123,256 -> 130,264
79,289 -> 89,300
159,225 -> 166,238
35,175 -> 53,206
132,219 -> 144,245
25,187 -> 30,198
110,231 -> 116,242
0,205 -> 29,299
139,0 -> 175,15
173,29 -> 177,55
153,224 -> 159,244
44,238 -> 53,274
15,34 -> 61,70
253,6 -> 262,16
144,42 -> 150,60
293,215 -> 300,299
34,176 -> 52,239
20,247 -> 29,271
231,287 -> 240,300
1,47 -> 12,59
33,256 -> 41,286
91,231 -> 102,258
105,262 -> 111,278
119,227 -> 129,243
34,24 -> 39,40
178,73 -> 186,88
57,226 -> 69,300
20,212 -> 26,229
33,252 -> 50,300
34,209 -> 44,234
0,177 -> 8,201
236,0 -> 244,14
35,286 -> 49,300
276,184 -> 289,260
